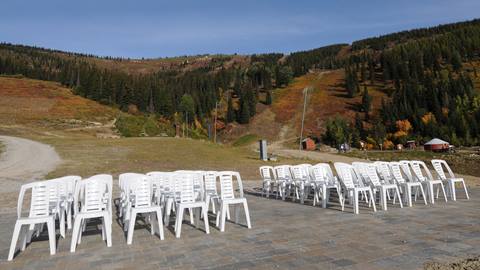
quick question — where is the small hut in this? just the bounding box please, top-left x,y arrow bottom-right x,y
424,138 -> 449,152
302,138 -> 316,151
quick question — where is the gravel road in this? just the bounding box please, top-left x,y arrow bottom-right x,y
0,135 -> 61,193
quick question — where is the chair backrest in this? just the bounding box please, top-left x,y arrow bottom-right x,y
274,165 -> 291,180
317,163 -> 338,184
351,162 -> 369,185
365,164 -> 382,186
399,160 -> 414,181
374,161 -> 393,182
203,171 -> 218,193
409,160 -> 433,182
131,175 -> 153,208
259,166 -> 274,180
17,181 -> 58,219
175,173 -> 195,203
290,165 -> 308,180
217,171 -> 236,200
431,159 -> 454,180
75,175 -> 112,214
334,162 -> 356,189
310,165 -> 327,182
389,162 -> 406,184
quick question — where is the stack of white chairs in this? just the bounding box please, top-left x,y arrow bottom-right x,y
259,166 -> 275,198
118,173 -> 164,244
70,174 -> 112,252
8,175 -> 82,261
215,171 -> 252,232
273,165 -> 293,200
8,181 -> 59,261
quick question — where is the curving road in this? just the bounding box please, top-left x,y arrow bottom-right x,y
0,135 -> 61,193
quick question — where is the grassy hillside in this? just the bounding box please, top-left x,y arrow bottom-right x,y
0,76 -> 119,135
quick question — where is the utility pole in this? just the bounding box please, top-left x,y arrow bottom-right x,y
213,101 -> 218,143
299,87 -> 310,150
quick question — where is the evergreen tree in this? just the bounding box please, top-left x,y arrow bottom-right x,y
226,95 -> 235,123
361,85 -> 372,119
265,90 -> 272,105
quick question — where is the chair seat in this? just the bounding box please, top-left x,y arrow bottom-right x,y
221,197 -> 247,204
444,178 -> 464,183
75,210 -> 109,219
17,216 -> 54,224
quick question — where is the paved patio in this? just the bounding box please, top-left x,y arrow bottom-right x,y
0,184 -> 479,270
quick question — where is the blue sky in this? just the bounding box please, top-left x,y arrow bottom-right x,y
1,0 -> 479,58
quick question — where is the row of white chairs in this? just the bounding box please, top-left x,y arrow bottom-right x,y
8,171 -> 251,261
118,170 -> 251,242
259,159 -> 469,214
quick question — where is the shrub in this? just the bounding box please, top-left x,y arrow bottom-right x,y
144,116 -> 160,136
115,115 -> 145,137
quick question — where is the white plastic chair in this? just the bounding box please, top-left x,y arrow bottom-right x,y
290,164 -> 311,204
410,161 -> 447,204
334,163 -> 376,214
273,165 -> 293,200
310,164 -> 344,208
389,162 -> 427,207
8,181 -> 58,261
215,171 -> 252,232
70,174 -> 112,252
125,175 -> 164,244
204,171 -> 220,214
431,159 -> 469,201
363,163 -> 403,210
259,166 -> 275,198
173,173 -> 209,238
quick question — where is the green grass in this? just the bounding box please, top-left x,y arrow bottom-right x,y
232,134 -> 259,147
33,135 -> 313,180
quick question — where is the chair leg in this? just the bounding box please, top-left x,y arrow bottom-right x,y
59,209 -> 65,238
406,186 -> 412,207
189,208 -> 194,225
21,226 -> 28,251
462,180 -> 470,199
203,205 -> 210,234
439,182 -> 448,202
127,211 -> 137,245
449,181 -> 456,201
175,206 -> 185,238
46,219 -> 56,255
164,198 -> 173,225
243,201 -> 252,229
395,187 -> 403,208
381,188 -> 387,211
353,191 -> 359,214
67,203 -> 72,230
369,189 -> 377,212
427,183 -> 434,204
8,222 -> 22,261
70,217 -> 82,252
104,214 -> 112,247
220,203 -> 227,232
419,185 -> 427,205
156,210 -> 165,240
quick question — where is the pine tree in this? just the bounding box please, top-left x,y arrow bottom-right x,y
265,90 -> 272,105
226,95 -> 235,123
238,98 -> 250,124
361,85 -> 372,120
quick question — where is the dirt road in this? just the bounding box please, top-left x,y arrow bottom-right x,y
0,135 -> 61,193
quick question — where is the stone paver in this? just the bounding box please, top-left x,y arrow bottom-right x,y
0,184 -> 478,269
